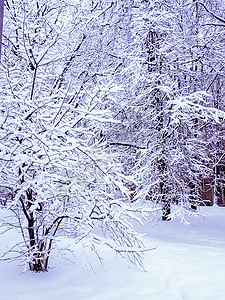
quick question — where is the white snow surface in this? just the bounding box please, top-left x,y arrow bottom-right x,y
0,205 -> 225,300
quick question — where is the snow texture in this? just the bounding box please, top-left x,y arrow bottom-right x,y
0,205 -> 225,300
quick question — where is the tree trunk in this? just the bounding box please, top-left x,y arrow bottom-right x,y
162,201 -> 171,221
160,182 -> 171,221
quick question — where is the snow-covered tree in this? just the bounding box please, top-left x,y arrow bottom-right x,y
107,0 -> 225,220
0,0 -> 151,272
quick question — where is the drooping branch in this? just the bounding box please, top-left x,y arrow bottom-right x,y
109,142 -> 145,149
198,2 -> 225,25
45,215 -> 70,236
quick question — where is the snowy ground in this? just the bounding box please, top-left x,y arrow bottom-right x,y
0,205 -> 225,300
